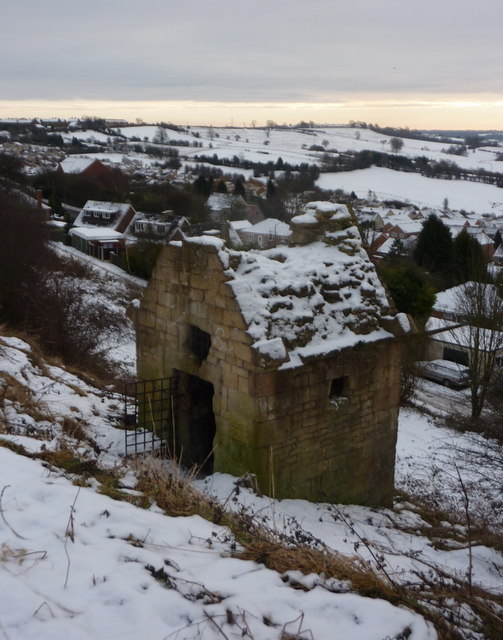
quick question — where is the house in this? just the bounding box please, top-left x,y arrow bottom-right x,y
134,201 -> 409,507
68,227 -> 126,261
237,217 -> 291,248
493,243 -> 503,267
73,200 -> 135,233
206,193 -> 247,222
426,282 -> 503,365
425,316 -> 503,367
131,211 -> 190,240
227,220 -> 252,246
57,156 -> 112,179
386,220 -> 422,240
69,200 -> 136,259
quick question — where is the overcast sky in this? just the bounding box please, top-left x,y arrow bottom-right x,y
1,0 -> 502,128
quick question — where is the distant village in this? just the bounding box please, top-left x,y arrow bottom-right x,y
2,115 -> 503,424
2,116 -> 502,266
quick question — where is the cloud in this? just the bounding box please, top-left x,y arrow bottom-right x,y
1,0 -> 502,119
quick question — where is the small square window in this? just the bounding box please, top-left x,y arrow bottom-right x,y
189,325 -> 211,362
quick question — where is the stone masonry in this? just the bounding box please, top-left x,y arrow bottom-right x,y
135,203 -> 407,507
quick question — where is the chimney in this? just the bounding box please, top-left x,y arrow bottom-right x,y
35,189 -> 43,209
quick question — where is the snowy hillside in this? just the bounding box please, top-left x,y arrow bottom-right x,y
53,123 -> 503,216
318,167 -> 503,215
116,125 -> 503,174
1,333 -> 502,639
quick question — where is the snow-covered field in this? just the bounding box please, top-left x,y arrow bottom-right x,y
55,123 -> 503,216
115,125 -> 503,174
317,167 -> 503,215
1,332 -> 502,640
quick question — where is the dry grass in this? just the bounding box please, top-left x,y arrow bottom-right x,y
0,372 -> 54,426
395,491 -> 503,555
133,457 -> 464,638
133,455 -> 503,640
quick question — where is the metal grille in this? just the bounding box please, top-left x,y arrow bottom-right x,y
124,376 -> 178,456
190,325 -> 211,361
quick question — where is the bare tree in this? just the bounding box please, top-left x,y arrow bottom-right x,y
454,281 -> 503,419
153,126 -> 168,145
390,137 -> 404,153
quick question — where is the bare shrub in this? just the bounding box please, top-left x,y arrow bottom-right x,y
0,191 -> 55,326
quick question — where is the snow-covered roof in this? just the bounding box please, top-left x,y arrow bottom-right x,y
58,156 -> 98,174
243,218 -> 291,238
391,220 -> 422,234
73,200 -> 133,230
184,202 -> 409,368
206,193 -> 234,210
426,316 -> 503,350
69,227 -> 124,241
493,243 -> 503,258
433,281 -> 499,315
375,237 -> 397,255
229,220 -> 252,231
83,200 -> 121,214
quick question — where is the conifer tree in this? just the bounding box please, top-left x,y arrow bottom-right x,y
493,229 -> 502,250
233,179 -> 246,199
453,228 -> 487,284
413,214 -> 454,276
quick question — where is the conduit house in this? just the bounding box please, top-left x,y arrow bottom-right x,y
134,202 -> 409,506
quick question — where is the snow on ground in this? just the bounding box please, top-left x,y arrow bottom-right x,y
52,125 -> 503,211
1,332 -> 502,638
50,242 -> 144,378
59,129 -> 114,144
196,403 -> 503,599
317,167 -> 503,215
0,446 -> 436,640
0,335 -> 438,640
181,160 -> 255,180
117,125 -> 503,173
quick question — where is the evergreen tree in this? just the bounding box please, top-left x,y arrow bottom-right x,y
388,237 -> 407,260
266,178 -> 276,200
494,229 -> 502,250
413,214 -> 454,276
193,175 -> 212,197
216,180 -> 227,194
233,179 -> 246,199
379,263 -> 435,319
453,228 -> 487,283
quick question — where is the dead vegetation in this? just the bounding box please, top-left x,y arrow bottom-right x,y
0,325 -> 502,637
1,424 -> 502,638
133,457 -> 503,640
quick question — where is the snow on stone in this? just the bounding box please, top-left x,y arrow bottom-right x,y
217,203 -> 396,367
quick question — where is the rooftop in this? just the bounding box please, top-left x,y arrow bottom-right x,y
181,202 -> 409,369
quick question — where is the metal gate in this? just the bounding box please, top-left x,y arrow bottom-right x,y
124,376 -> 178,456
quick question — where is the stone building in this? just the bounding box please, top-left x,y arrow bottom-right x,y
134,202 -> 409,506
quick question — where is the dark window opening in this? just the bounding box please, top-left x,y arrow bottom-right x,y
330,377 -> 345,398
190,325 -> 211,362
329,376 -> 349,407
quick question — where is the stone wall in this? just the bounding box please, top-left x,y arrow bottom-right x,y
136,239 -> 402,507
249,340 -> 402,506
